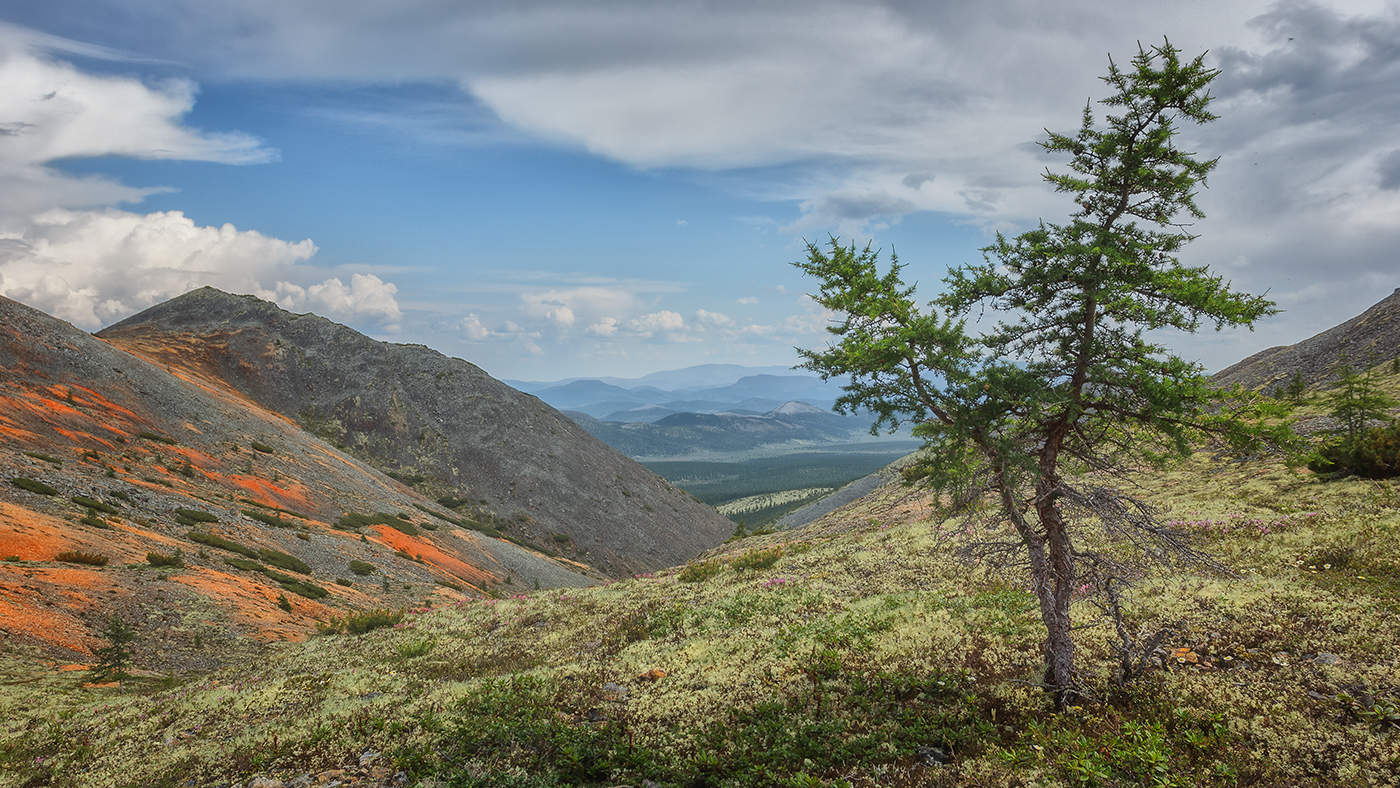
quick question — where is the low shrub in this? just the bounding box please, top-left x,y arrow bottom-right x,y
146,550 -> 184,568
276,593 -> 293,612
257,547 -> 311,575
398,638 -> 436,659
242,509 -> 288,526
72,495 -> 119,514
318,608 -> 404,635
55,550 -> 108,566
1309,423 -> 1400,479
349,559 -> 376,576
678,558 -> 723,583
732,546 -> 783,571
23,451 -> 62,466
189,530 -> 259,559
138,431 -> 178,445
10,477 -> 58,496
175,508 -> 219,525
413,502 -> 466,527
335,511 -> 418,534
79,513 -> 112,529
335,577 -> 353,587
250,440 -> 275,454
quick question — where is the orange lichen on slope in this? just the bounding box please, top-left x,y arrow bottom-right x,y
172,567 -> 333,642
370,525 -> 493,588
212,472 -> 315,513
0,502 -> 76,561
0,565 -> 119,653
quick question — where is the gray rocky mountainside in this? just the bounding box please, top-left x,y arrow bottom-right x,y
99,287 -> 732,576
1212,287 -> 1400,391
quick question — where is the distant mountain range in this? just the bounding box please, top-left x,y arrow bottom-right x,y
512,366 -> 849,419
508,364 -> 890,456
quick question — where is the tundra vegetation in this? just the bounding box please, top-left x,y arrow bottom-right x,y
795,40 -> 1287,706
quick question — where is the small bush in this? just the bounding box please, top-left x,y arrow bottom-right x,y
55,550 -> 108,566
336,511 -> 416,532
72,495 -> 119,514
189,530 -> 259,559
413,502 -> 466,527
335,577 -> 353,587
551,532 -> 571,544
175,508 -> 219,525
1309,423 -> 1400,479
257,547 -> 311,575
242,508 -> 289,528
349,559 -> 376,576
11,477 -> 57,496
109,490 -> 133,503
147,550 -> 184,568
23,451 -> 62,466
250,440 -> 275,454
276,593 -> 293,612
318,608 -> 404,635
732,546 -> 783,571
79,513 -> 111,529
398,638 -> 436,659
678,558 -> 723,583
138,431 -> 178,445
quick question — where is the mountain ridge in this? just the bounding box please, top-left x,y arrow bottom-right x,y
98,287 -> 731,577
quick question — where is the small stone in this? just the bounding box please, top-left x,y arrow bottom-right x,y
249,778 -> 284,788
1313,652 -> 1340,665
602,681 -> 628,700
917,745 -> 952,765
358,749 -> 381,767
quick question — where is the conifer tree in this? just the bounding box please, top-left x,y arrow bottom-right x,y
92,613 -> 136,681
795,41 -> 1283,706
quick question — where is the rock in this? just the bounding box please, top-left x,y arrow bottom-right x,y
602,681 -> 628,700
1313,652 -> 1341,665
358,749 -> 381,767
248,778 -> 284,788
917,745 -> 952,766
636,668 -> 667,682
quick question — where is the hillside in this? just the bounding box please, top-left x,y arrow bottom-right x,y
0,293 -> 592,666
1213,286 -> 1400,391
98,288 -> 732,577
4,436 -> 1397,785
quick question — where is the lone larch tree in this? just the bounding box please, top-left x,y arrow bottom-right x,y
795,41 -> 1281,706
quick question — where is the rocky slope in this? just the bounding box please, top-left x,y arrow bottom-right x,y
1213,286 -> 1400,391
0,293 -> 594,665
98,287 -> 731,576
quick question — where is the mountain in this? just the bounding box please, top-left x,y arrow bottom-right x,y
0,292 -> 593,662
685,373 -> 840,406
569,401 -> 875,457
531,380 -> 662,411
97,288 -> 731,578
509,363 -> 799,394
1213,287 -> 1400,391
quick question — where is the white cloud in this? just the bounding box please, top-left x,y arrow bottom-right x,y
625,310 -> 684,336
587,316 -> 619,337
520,286 -> 635,330
459,313 -> 492,340
695,308 -> 733,327
736,296 -> 759,305
0,29 -> 404,334
300,273 -> 401,329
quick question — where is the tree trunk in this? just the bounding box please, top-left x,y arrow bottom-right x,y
1036,477 -> 1076,709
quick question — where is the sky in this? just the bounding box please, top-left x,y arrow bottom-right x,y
0,1 -> 1396,381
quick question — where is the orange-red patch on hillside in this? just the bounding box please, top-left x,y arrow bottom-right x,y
65,384 -> 140,421
53,427 -> 117,450
0,565 -> 121,653
213,473 -> 315,512
0,502 -> 73,560
173,567 -> 330,642
370,525 -> 494,588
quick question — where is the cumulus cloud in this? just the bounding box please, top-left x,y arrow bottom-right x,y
587,316 -> 620,337
0,27 -> 403,333
695,308 -> 733,327
625,310 -> 685,336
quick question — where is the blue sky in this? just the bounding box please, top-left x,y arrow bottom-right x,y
1,2 -> 1397,379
